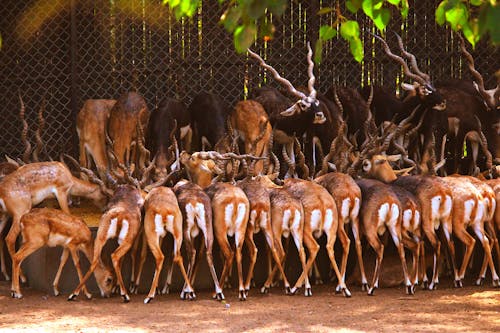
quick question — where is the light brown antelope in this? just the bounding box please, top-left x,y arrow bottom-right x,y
139,186 -> 194,303
283,178 -> 351,297
440,176 -> 499,287
237,175 -> 291,295
205,182 -> 250,300
314,172 -> 361,292
173,180 -> 224,300
355,178 -> 413,295
77,99 -> 116,178
0,161 -> 109,281
230,100 -> 272,175
69,185 -> 144,302
11,208 -> 114,299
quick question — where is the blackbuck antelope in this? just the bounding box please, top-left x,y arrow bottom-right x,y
374,33 -> 447,174
11,208 -> 114,299
355,179 -> 413,295
69,185 -> 144,302
282,178 -> 351,297
0,162 -> 110,281
440,176 -> 499,287
107,91 -> 150,174
205,182 -> 250,300
248,42 -> 326,177
77,99 -> 116,179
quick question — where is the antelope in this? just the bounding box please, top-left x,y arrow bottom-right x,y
355,178 -> 413,295
140,186 -> 194,303
282,178 -> 351,297
77,99 -> 116,178
314,172 -> 361,293
440,176 -> 499,287
248,43 -> 326,177
10,208 -> 114,299
230,100 -> 272,175
0,161 -> 109,281
69,185 -> 144,302
205,182 -> 250,300
173,180 -> 224,300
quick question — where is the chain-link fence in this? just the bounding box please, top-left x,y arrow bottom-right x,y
1,0 -> 498,160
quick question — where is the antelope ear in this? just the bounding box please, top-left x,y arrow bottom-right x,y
386,154 -> 401,162
394,166 -> 415,176
362,159 -> 372,173
205,160 -> 224,175
401,83 -> 416,92
327,162 -> 337,172
4,155 -> 19,167
280,103 -> 299,116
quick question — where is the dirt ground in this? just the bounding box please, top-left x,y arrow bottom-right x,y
1,281 -> 499,332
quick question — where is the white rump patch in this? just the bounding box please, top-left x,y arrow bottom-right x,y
106,218 -> 118,239
0,198 -> 5,211
234,203 -> 247,247
260,211 -> 268,229
195,202 -> 206,237
249,210 -> 258,228
402,209 -> 413,231
463,199 -> 475,224
414,211 -> 421,231
282,209 -> 292,237
165,215 -> 174,234
185,204 -> 197,239
292,209 -> 301,231
444,195 -> 452,218
473,201 -> 484,225
310,209 -> 322,233
47,233 -> 70,247
377,203 -> 390,235
118,219 -> 129,245
154,214 -> 166,238
351,197 -> 360,220
431,196 -> 441,222
225,203 -> 235,236
341,198 -> 351,221
323,209 -> 334,232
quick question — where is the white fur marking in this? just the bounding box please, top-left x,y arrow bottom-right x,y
352,197 -> 360,220
377,203 -> 390,235
195,202 -> 207,237
463,199 -> 475,225
473,201 -> 484,224
389,204 -> 400,228
341,198 -> 350,221
0,198 -> 5,211
154,214 -> 166,237
414,211 -> 421,230
310,209 -> 322,233
106,218 -> 118,239
403,209 -> 412,231
444,195 -> 452,218
165,215 -> 174,234
260,211 -> 268,229
282,209 -> 292,237
234,203 -> 246,247
323,209 -> 334,232
185,204 -> 197,238
47,234 -> 70,247
225,204 -> 235,237
118,219 -> 129,245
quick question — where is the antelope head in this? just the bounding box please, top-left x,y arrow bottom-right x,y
248,42 -> 326,124
375,33 -> 446,112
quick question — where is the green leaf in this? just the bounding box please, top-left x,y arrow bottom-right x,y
319,25 -> 337,41
349,37 -> 364,62
373,0 -> 384,10
165,0 -> 181,8
340,20 -> 360,39
387,0 -> 400,5
400,0 -> 409,18
470,0 -> 483,6
314,39 -> 323,65
234,23 -> 256,53
462,22 -> 478,47
248,0 -> 267,20
435,2 -> 446,25
346,0 -> 362,13
445,3 -> 468,30
484,3 -> 500,44
373,8 -> 391,31
259,20 -> 275,41
317,7 -> 334,15
362,0 -> 374,19
222,7 -> 242,32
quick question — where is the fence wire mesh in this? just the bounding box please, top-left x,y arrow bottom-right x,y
1,0 -> 498,160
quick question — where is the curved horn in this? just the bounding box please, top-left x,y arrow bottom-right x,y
474,115 -> 493,170
19,93 -> 31,164
394,33 -> 430,83
63,154 -> 114,197
282,145 -> 295,174
306,42 -> 317,99
294,137 -> 309,179
247,48 -> 307,100
33,95 -> 46,162
458,34 -> 496,110
373,34 -> 426,86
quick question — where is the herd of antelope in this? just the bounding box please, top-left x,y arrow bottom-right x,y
0,33 -> 499,304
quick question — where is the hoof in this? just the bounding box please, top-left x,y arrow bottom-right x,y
304,287 -> 312,297
361,283 -> 369,292
493,279 -> 500,288
20,276 -> 27,284
53,289 -> 60,297
214,292 -> 225,301
162,284 -> 170,295
2,273 -> 10,281
85,293 -> 92,300
367,287 -> 376,296
112,285 -> 119,295
144,297 -> 153,304
251,279 -> 256,288
453,280 -> 463,288
130,284 -> 140,294
67,293 -> 77,301
11,291 -> 23,299
223,281 -> 232,289
238,290 -> 246,301
244,289 -> 249,297
182,291 -> 196,300
342,288 -> 352,298
314,279 -> 323,286
422,280 -> 429,289
475,277 -> 485,286
260,286 -> 269,294
406,285 -> 415,295
285,286 -> 292,295
122,294 -> 130,303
